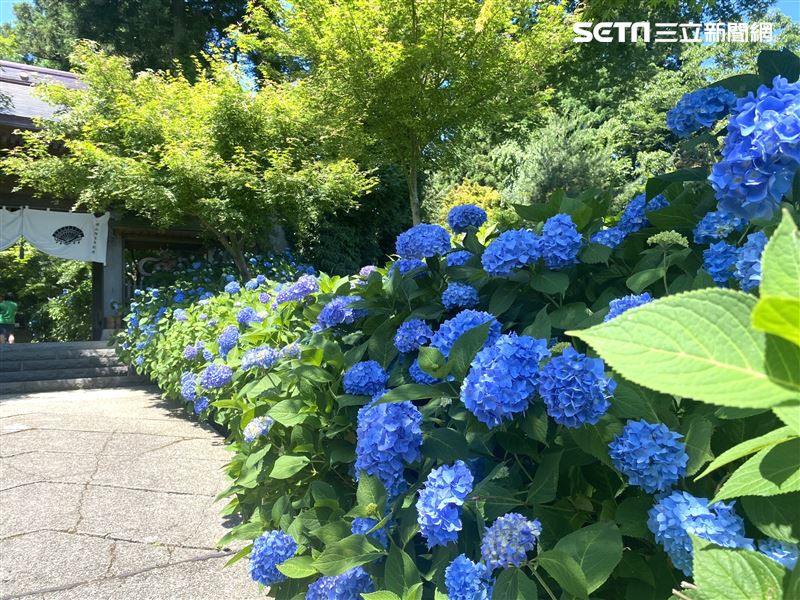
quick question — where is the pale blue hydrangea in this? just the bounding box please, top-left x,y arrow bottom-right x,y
604,293 -> 653,321
394,320 -> 434,353
445,554 -> 494,600
351,517 -> 389,548
609,420 -> 688,493
417,460 -> 474,547
217,325 -> 239,359
590,226 -> 626,249
180,371 -> 197,402
199,363 -> 233,389
442,282 -> 480,310
667,87 -> 737,138
359,265 -> 378,278
481,513 -> 542,570
648,491 -> 753,576
447,250 -> 474,267
758,539 -> 798,570
241,346 -> 280,371
431,310 -> 501,359
259,292 -> 271,304
224,281 -> 241,294
183,341 -> 204,361
306,566 -> 374,600
243,416 -> 274,443
461,333 -> 550,428
173,308 -> 188,322
482,229 -> 541,276
703,241 -> 739,286
249,530 -> 297,585
275,275 -> 319,305
314,296 -> 366,331
693,210 -> 746,244
448,204 -> 488,233
343,361 -> 388,396
540,213 -> 582,270
734,231 -> 768,292
396,224 -> 451,259
538,347 -> 615,428
236,307 -> 262,326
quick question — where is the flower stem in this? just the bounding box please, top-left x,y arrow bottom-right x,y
532,567 -> 558,600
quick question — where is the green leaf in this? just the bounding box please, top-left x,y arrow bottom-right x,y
713,73 -> 762,97
417,346 -> 450,379
294,364 -> 334,383
626,268 -> 664,294
491,567 -> 538,600
356,475 -> 387,514
550,302 -> 590,330
361,592 -> 402,600
753,298 -> 800,349
531,271 -> 570,295
270,455 -> 310,479
696,426 -> 796,480
692,537 -> 787,600
615,495 -> 653,540
489,283 -> 518,317
553,521 -> 623,593
376,383 -> 452,405
422,427 -> 470,463
609,379 -> 671,424
527,451 -> 562,504
570,289 -> 800,408
370,318 -> 399,368
742,493 -> 800,543
269,398 -> 309,427
313,535 -> 385,576
774,403 -> 800,436
569,415 -> 623,466
447,321 -> 492,380
579,243 -> 612,264
385,544 -> 421,596
713,439 -> 800,502
522,307 -> 551,340
538,550 -> 590,598
277,556 -> 318,579
682,415 -> 714,476
758,49 -> 800,84
645,168 -> 707,200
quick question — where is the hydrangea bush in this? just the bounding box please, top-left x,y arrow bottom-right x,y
118,52 -> 800,600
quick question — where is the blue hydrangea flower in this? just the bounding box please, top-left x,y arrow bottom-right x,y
409,358 -> 440,384
343,361 -> 389,396
217,325 -> 239,359
538,347 -> 615,428
758,539 -> 798,570
242,346 -> 280,371
396,224 -> 451,259
244,278 -> 260,290
274,274 -> 319,305
693,210 -> 746,244
306,567 -> 374,600
224,274 -> 235,283
735,231 -> 768,292
417,461 -> 474,547
431,310 -> 501,359
224,281 -> 241,294
199,363 -> 233,389
359,265 -> 378,278
481,513 -> 542,570
604,293 -> 653,321
482,229 -> 541,276
236,307 -> 262,327
445,554 -> 494,600
351,517 -> 389,548
442,282 -> 480,310
391,258 -> 427,276
447,250 -> 474,267
355,400 -> 423,500
648,491 -> 754,576
243,416 -> 274,443
180,371 -> 197,402
173,308 -> 188,322
259,292 -> 271,304
314,296 -> 367,331
703,241 -> 739,286
647,194 -> 670,212
193,396 -> 209,414
667,87 -> 737,138
249,530 -> 297,586
134,355 -> 144,365
461,333 -> 550,428
710,76 -> 800,220
540,213 -> 582,270
609,420 -> 688,493
183,341 -> 204,361
448,204 -> 488,233
618,194 -> 649,234
394,320 -> 434,353
590,226 -> 626,249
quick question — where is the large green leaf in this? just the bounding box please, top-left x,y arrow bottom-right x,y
270,455 -> 310,479
313,535 -> 385,576
491,567 -> 539,600
421,427 -> 470,463
384,544 -> 421,596
682,414 -> 714,476
447,321 -> 493,380
356,474 -> 386,514
527,451 -> 562,504
742,493 -> 800,543
538,550 -> 590,598
696,426 -> 796,480
713,439 -> 800,502
753,298 -> 800,349
553,521 -> 623,593
376,383 -> 452,405
277,555 -> 317,579
758,49 -> 800,84
571,289 -> 800,408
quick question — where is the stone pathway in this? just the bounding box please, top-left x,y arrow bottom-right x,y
0,387 -> 264,599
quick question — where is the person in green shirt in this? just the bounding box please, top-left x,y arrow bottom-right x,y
0,292 -> 18,344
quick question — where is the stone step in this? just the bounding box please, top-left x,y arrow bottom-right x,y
0,375 -> 151,395
0,365 -> 132,383
0,346 -> 118,361
0,356 -> 124,373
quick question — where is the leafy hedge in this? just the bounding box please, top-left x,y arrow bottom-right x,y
118,51 -> 800,600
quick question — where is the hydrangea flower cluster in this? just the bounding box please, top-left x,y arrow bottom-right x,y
396,224 -> 451,259
710,76 -> 800,220
431,310 -> 501,358
193,395 -> 209,414
306,567 -> 374,600
648,491 -> 753,575
609,420 -> 688,493
417,461 -> 474,547
249,530 -> 297,585
481,229 -> 541,276
243,416 -> 274,443
258,292 -> 271,304
183,341 -> 205,361
242,346 -> 280,371
693,210 -> 746,244
604,293 -> 653,321
703,241 -> 739,286
461,333 -> 550,428
314,296 -> 366,332
442,282 -> 480,310
394,319 -> 434,353
351,517 -> 388,548
224,281 -> 241,294
217,325 -> 239,359
540,213 -> 582,270
391,258 -> 427,276
199,363 -> 233,389
480,513 -> 542,570
448,204 -> 488,233
618,194 -> 649,234
538,347 -> 615,428
445,554 -> 494,600
343,361 -> 388,396
355,400 -> 423,500
180,371 -> 196,401
359,265 -> 378,278
590,227 -> 626,249
173,308 -> 188,322
236,307 -> 262,327
734,231 -> 768,291
274,274 -> 319,305
446,250 -> 474,267
667,86 -> 737,138
758,539 -> 799,570
409,358 -> 440,384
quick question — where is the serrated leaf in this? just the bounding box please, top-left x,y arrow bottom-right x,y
531,271 -> 570,295
538,550 -> 589,598
696,426 -> 796,480
742,493 -> 800,543
774,403 -> 800,436
361,592 -> 402,600
277,556 -> 318,579
527,451 -> 562,504
753,298 -> 800,348
270,455 -> 310,479
713,439 -> 800,502
571,289 -> 800,408
385,544 -> 421,596
269,398 -> 309,426
554,521 -> 623,593
491,567 -> 538,600
313,535 -> 385,576
421,427 -> 470,463
376,383 -> 452,405
447,321 -> 493,380
356,475 -> 386,514
758,49 -> 800,84
682,415 -> 714,476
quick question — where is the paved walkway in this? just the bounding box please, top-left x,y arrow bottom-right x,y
0,387 -> 264,599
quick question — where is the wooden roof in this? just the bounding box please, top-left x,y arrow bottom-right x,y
0,60 -> 85,129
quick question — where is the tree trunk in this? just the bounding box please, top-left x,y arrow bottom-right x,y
171,0 -> 185,62
207,226 -> 251,280
406,156 -> 421,225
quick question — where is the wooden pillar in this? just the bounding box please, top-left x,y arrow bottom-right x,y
91,262 -> 103,340
100,227 -> 124,339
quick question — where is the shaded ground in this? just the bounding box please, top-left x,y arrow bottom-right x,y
0,387 -> 264,599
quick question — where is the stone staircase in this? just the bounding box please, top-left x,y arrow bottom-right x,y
0,341 -> 149,395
